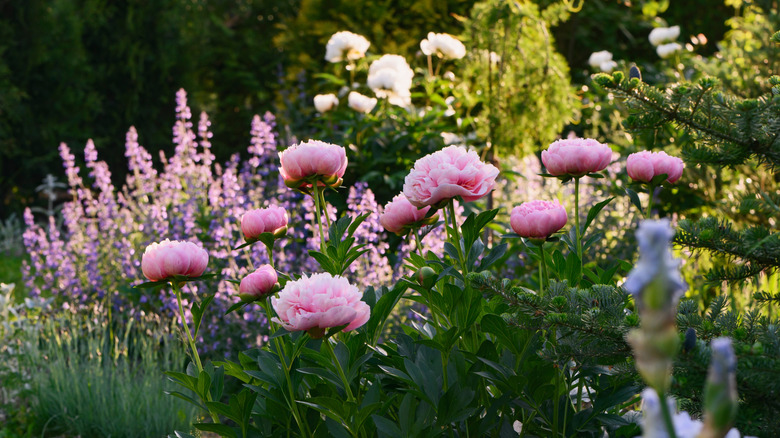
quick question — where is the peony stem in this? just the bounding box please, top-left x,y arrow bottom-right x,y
574,177 -> 583,275
277,336 -> 311,437
320,187 -> 332,229
264,243 -> 275,271
312,184 -> 327,251
538,242 -> 548,295
646,184 -> 656,219
448,200 -> 467,274
413,229 -> 424,258
427,54 -> 434,77
323,338 -> 356,403
173,281 -> 219,424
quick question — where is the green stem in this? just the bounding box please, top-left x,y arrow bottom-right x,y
658,390 -> 678,438
427,54 -> 434,78
173,282 -> 219,424
413,229 -> 424,258
574,177 -> 583,277
646,184 -> 656,219
553,367 -> 561,437
320,187 -> 332,229
312,185 -> 326,251
277,338 -> 311,437
264,243 -> 275,271
576,374 -> 584,411
448,200 -> 467,274
538,242 -> 548,295
323,339 -> 356,403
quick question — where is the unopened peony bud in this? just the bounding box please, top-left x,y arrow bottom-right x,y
509,200 -> 568,240
141,239 -> 209,282
416,266 -> 437,289
238,265 -> 279,302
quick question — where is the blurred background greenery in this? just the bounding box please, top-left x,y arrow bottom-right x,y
0,0 -> 731,218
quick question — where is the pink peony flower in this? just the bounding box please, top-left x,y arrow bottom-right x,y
279,140 -> 348,188
141,239 -> 209,282
379,194 -> 437,235
403,145 -> 499,207
510,200 -> 568,239
239,265 -> 278,301
271,273 -> 369,337
541,138 -> 613,177
626,151 -> 684,183
241,206 -> 289,241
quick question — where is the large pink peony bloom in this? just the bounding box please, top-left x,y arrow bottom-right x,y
239,265 -> 278,301
279,140 -> 348,188
141,239 -> 209,282
626,151 -> 684,183
541,138 -> 613,177
241,206 -> 289,241
510,200 -> 568,239
379,194 -> 436,235
403,145 -> 499,207
271,273 -> 370,337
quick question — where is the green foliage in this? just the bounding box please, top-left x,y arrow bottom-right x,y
24,313 -> 196,437
595,68 -> 780,283
0,0 -> 293,218
458,0 -> 575,158
675,296 -> 780,436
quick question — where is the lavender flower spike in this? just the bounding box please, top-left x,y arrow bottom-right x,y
701,338 -> 738,438
623,219 -> 687,315
625,220 -> 686,392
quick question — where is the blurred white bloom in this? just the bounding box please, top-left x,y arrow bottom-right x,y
325,31 -> 371,62
420,32 -> 466,60
649,25 -> 681,46
489,51 -> 501,65
313,94 -> 339,113
513,421 -> 523,434
588,50 -> 613,68
348,91 -> 377,114
443,71 -> 456,81
637,388 -> 750,438
441,132 -> 461,145
600,60 -> 618,73
656,42 -> 682,59
367,54 -> 414,107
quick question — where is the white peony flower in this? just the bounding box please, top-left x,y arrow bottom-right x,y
649,25 -> 681,46
588,50 -> 613,69
347,91 -> 377,114
420,32 -> 467,60
325,31 -> 371,63
656,42 -> 682,59
367,54 -> 414,107
313,94 -> 339,113
600,60 -> 618,73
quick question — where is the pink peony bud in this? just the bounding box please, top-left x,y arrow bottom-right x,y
652,151 -> 684,183
239,265 -> 278,301
403,145 -> 499,208
541,138 -> 613,177
626,151 -> 684,183
141,239 -> 209,282
241,206 -> 289,241
271,272 -> 370,338
278,140 -> 348,188
626,151 -> 656,182
379,194 -> 437,235
510,200 -> 568,239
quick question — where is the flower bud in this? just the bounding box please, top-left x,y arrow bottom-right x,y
238,265 -> 279,302
701,338 -> 738,438
416,266 -> 437,289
